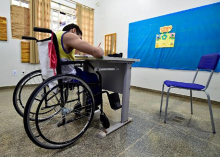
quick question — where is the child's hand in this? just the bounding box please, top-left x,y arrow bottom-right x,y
97,56 -> 103,59
97,47 -> 104,57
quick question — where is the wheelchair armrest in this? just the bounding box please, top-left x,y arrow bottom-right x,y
34,27 -> 52,33
60,60 -> 102,86
22,36 -> 38,42
60,60 -> 85,65
60,60 -> 96,71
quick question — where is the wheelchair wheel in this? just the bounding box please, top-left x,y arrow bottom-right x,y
13,70 -> 43,118
24,74 -> 95,149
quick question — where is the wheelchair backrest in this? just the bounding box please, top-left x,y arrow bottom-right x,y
33,28 -> 62,79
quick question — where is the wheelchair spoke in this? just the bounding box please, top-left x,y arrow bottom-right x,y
34,111 -> 62,137
66,98 -> 79,104
32,119 -> 54,139
39,113 -> 60,129
31,112 -> 35,118
34,98 -> 41,102
57,114 -> 87,127
46,91 -> 60,102
16,99 -> 25,108
41,103 -> 61,110
37,114 -> 67,140
31,124 -> 40,138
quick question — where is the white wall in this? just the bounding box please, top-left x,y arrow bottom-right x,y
94,0 -> 220,101
0,0 -> 40,87
0,0 -> 97,87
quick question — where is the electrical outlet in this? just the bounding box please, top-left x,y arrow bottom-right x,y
22,70 -> 26,75
12,70 -> 17,76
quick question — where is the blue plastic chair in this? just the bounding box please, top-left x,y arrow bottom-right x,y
160,53 -> 219,133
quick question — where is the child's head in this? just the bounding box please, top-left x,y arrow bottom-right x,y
62,23 -> 82,39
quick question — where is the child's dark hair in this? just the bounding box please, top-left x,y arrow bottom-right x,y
62,23 -> 82,35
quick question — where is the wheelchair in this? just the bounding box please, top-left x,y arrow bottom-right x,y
20,27 -> 122,149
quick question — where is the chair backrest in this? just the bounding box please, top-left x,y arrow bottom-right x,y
198,53 -> 220,70
193,53 -> 220,89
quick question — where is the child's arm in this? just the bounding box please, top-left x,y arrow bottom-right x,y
75,49 -> 80,55
63,32 -> 104,58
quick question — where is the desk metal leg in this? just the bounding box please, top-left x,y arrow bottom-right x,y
97,63 -> 132,138
121,63 -> 132,122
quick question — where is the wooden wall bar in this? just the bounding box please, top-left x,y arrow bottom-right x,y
0,17 -> 7,41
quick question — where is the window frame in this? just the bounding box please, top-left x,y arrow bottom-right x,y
51,1 -> 77,32
105,33 -> 117,56
11,0 -> 30,8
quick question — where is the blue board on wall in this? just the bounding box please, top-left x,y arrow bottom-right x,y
128,2 -> 220,71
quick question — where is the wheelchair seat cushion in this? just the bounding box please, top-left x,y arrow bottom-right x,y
164,80 -> 205,90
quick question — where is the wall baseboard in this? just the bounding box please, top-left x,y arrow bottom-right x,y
0,86 -> 15,90
131,86 -> 220,105
1,85 -> 219,105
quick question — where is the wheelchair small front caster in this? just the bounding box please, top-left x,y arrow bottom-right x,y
100,113 -> 110,129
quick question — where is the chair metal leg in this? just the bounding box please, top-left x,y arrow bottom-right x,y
164,87 -> 171,123
190,90 -> 193,114
160,84 -> 165,113
204,91 -> 216,134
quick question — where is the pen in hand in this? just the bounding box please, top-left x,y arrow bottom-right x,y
97,42 -> 103,59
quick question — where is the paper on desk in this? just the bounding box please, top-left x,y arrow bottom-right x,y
75,54 -> 93,58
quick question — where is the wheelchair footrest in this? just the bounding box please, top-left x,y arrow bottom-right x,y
108,93 -> 122,110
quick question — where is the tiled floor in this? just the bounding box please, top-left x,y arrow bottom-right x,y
0,87 -> 220,157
